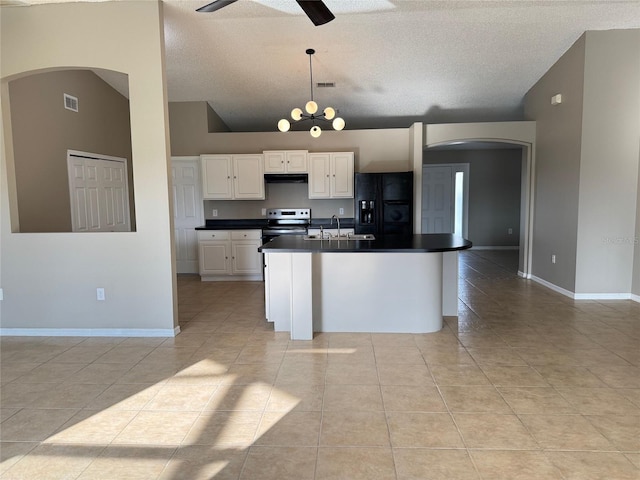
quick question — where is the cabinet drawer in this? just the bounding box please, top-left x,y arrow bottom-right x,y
197,230 -> 230,241
231,229 -> 262,240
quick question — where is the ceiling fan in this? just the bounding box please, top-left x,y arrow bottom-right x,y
196,0 -> 335,26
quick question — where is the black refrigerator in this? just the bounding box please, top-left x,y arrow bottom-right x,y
354,171 -> 414,235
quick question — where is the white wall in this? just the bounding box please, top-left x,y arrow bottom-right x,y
169,102 -> 413,222
169,102 -> 412,173
575,30 -> 640,295
0,1 -> 177,334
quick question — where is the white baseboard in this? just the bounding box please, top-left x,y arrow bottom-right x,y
573,293 -> 632,300
517,270 -> 530,278
530,275 -> 636,301
470,246 -> 519,251
200,275 -> 263,282
0,326 -> 181,337
530,275 -> 575,298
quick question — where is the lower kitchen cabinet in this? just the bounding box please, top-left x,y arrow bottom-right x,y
198,230 -> 263,280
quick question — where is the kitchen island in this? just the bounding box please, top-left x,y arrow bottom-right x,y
259,234 -> 472,340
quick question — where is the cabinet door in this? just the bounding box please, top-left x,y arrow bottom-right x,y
233,154 -> 265,199
199,241 -> 230,275
285,150 -> 308,173
231,240 -> 262,275
308,153 -> 331,198
263,151 -> 286,173
201,155 -> 233,199
331,152 -> 354,198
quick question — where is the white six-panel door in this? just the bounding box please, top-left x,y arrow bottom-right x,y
67,150 -> 130,232
421,165 -> 453,233
172,157 -> 204,274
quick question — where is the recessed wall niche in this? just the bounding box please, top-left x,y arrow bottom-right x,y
7,68 -> 135,232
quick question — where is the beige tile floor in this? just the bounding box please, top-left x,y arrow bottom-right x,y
1,250 -> 639,479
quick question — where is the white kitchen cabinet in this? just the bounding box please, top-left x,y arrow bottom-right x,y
198,229 -> 263,280
230,230 -> 263,275
198,230 -> 231,276
263,150 -> 308,173
201,154 -> 265,200
308,152 -> 354,199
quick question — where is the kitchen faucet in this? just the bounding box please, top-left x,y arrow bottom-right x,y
331,214 -> 341,238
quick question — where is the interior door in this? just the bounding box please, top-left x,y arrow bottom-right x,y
172,157 -> 204,274
102,160 -> 129,231
68,151 -> 130,232
422,165 -> 453,233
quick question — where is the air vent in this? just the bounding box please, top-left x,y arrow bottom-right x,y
316,82 -> 335,88
64,93 -> 78,112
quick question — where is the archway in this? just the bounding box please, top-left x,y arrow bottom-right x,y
416,122 -> 536,278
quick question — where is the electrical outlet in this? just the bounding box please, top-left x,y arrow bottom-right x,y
212,209 -> 218,217
96,288 -> 105,301
261,208 -> 266,216
0,288 -> 3,301
339,208 -> 344,215
508,228 -> 513,235
551,255 -> 556,264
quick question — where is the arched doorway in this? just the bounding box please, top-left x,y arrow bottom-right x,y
415,122 -> 536,278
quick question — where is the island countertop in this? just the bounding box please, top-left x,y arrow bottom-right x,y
259,233 -> 472,253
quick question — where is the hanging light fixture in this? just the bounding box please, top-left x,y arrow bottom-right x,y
278,48 -> 345,137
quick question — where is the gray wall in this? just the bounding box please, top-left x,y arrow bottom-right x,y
574,30 -> 640,294
169,101 -> 412,220
423,148 -> 522,247
524,35 -> 586,292
524,30 -> 640,295
9,69 -> 133,232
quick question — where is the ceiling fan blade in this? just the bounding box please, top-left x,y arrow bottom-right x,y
295,0 -> 335,26
196,0 -> 238,13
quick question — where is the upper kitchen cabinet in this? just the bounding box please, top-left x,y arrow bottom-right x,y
308,152 -> 354,199
263,150 -> 308,173
201,154 -> 265,200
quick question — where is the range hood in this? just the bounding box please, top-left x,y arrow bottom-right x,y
264,173 -> 308,184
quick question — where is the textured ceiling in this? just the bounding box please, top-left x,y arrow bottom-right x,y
8,0 -> 640,131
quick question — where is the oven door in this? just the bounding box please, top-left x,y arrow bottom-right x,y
262,227 -> 307,244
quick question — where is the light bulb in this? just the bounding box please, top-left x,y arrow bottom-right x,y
305,100 -> 318,114
278,119 -> 290,132
291,108 -> 303,121
323,107 -> 335,120
332,117 -> 345,131
310,125 -> 322,138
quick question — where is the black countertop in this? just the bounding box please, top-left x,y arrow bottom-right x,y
259,234 -> 472,253
196,218 -> 355,230
196,219 -> 266,230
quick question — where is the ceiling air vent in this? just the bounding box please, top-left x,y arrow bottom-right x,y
316,82 -> 335,88
64,93 -> 78,112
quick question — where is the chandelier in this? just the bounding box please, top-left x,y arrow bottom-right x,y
277,49 -> 345,138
